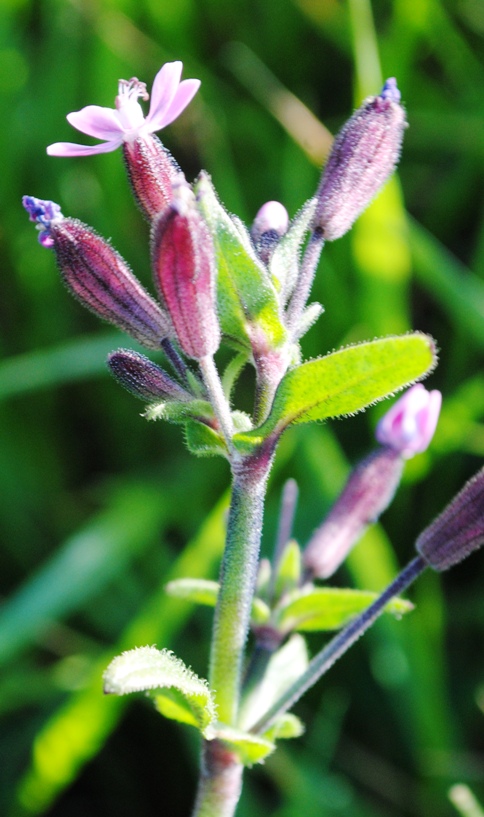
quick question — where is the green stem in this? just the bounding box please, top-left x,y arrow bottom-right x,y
209,455 -> 273,725
191,740 -> 244,817
199,355 -> 235,449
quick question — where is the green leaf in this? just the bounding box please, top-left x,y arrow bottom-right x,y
269,197 -> 317,302
273,540 -> 302,600
165,578 -> 219,607
184,420 -> 227,458
165,577 -> 271,624
103,647 -> 217,738
144,399 -> 214,425
235,333 -> 436,444
215,725 -> 275,766
263,712 -> 305,742
276,587 -> 414,633
195,173 -> 287,351
238,635 -> 308,730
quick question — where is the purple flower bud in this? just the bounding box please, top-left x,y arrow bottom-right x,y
151,180 -> 220,360
416,467 -> 484,571
303,447 -> 404,579
107,349 -> 193,402
312,78 -> 406,241
23,197 -> 170,349
251,201 -> 289,264
123,134 -> 180,221
375,384 -> 442,459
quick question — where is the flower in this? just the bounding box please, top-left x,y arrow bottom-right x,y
47,61 -> 200,157
375,383 -> 442,458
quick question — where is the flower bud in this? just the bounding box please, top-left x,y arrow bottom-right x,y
151,180 -> 220,360
416,467 -> 484,571
303,447 -> 404,579
375,384 -> 442,459
123,134 -> 180,221
107,348 -> 193,402
22,196 -> 170,349
251,201 -> 289,264
312,78 -> 406,241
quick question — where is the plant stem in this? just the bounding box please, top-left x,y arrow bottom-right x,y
209,455 -> 273,725
191,740 -> 244,817
199,355 -> 235,448
285,229 -> 325,331
250,555 -> 427,734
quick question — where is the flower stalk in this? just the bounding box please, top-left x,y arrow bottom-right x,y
209,453 -> 273,725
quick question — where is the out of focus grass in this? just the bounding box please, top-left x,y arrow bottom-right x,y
1,1 -> 484,815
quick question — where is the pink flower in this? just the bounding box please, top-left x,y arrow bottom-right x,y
375,384 -> 442,458
47,61 -> 200,157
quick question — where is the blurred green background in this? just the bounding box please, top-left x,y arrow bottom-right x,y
1,0 -> 484,815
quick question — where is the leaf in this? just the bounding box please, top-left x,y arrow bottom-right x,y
195,173 -> 287,351
238,635 -> 309,730
234,333 -> 436,445
184,420 -> 227,458
215,725 -> 275,765
103,647 -> 217,738
144,398 -> 214,425
165,577 -> 271,624
263,712 -> 305,742
269,197 -> 317,303
273,540 -> 302,600
276,587 -> 414,633
165,578 -> 219,607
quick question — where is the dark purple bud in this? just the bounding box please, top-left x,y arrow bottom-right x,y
123,134 -> 180,221
303,447 -> 404,579
23,197 -> 170,349
151,180 -> 220,360
312,78 -> 406,241
107,349 -> 193,402
416,467 -> 484,571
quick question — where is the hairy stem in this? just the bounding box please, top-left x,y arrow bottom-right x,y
209,454 -> 273,725
191,740 -> 244,817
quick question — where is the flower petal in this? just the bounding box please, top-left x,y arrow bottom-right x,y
146,61 -> 184,129
150,79 -> 201,130
67,105 -> 123,140
47,139 -> 123,157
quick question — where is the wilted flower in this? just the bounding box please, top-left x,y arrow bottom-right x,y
375,383 -> 442,458
313,78 -> 406,241
22,196 -> 170,349
47,62 -> 200,157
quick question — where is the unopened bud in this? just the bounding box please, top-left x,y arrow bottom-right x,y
303,447 -> 404,579
107,349 -> 193,402
251,201 -> 289,264
151,181 -> 220,360
123,134 -> 180,221
376,384 -> 442,459
312,78 -> 406,241
416,467 -> 484,571
23,196 -> 170,349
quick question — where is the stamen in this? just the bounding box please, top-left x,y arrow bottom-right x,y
116,77 -> 149,109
